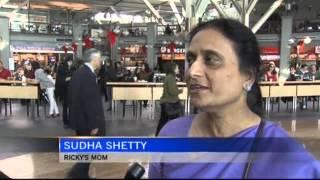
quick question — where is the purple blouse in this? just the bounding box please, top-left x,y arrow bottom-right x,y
148,116 -> 320,179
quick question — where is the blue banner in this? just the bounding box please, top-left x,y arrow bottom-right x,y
59,137 -> 303,153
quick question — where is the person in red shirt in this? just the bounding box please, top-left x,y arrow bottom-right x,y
264,63 -> 278,82
0,60 -> 11,80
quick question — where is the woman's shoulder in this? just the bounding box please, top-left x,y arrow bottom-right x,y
259,120 -> 320,178
158,116 -> 193,137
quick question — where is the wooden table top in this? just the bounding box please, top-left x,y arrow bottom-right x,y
0,80 -> 39,85
259,80 -> 320,85
106,82 -> 187,86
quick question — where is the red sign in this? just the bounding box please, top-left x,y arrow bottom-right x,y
260,47 -> 279,54
160,46 -> 185,54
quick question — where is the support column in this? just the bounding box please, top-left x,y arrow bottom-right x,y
184,0 -> 198,78
241,0 -> 249,26
72,18 -> 83,59
147,23 -> 157,69
0,16 -> 10,68
279,15 -> 293,81
109,24 -> 119,62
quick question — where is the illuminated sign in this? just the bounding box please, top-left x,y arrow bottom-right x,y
160,46 -> 186,54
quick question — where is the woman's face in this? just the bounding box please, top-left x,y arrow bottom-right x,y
269,65 -> 275,71
18,69 -> 24,76
186,29 -> 249,110
25,64 -> 32,71
142,64 -> 146,71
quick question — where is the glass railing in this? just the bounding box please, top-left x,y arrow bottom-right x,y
256,21 -> 320,34
157,24 -> 183,36
9,21 -> 73,36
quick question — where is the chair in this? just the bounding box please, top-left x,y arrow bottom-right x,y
112,87 -> 152,119
260,86 -> 270,113
269,86 -> 297,112
297,85 -> 320,111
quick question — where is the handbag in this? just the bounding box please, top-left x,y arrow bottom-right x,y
163,101 -> 182,116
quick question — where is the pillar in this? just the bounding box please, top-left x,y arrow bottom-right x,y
72,18 -> 83,59
184,0 -> 198,75
110,24 -> 119,62
279,15 -> 293,81
147,23 -> 157,69
0,16 -> 10,68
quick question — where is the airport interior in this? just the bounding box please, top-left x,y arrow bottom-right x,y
1,0 -> 320,179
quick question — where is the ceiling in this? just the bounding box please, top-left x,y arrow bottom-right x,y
5,0 -> 184,22
2,0 -> 320,24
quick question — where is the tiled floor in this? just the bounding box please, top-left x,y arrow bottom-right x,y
1,100 -> 320,178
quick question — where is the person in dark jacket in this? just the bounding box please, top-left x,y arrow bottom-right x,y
55,57 -> 74,128
67,48 -> 105,179
105,60 -> 117,110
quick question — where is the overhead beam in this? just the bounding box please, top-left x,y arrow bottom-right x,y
109,6 -> 120,18
181,6 -> 186,17
168,0 -> 183,24
142,0 -> 166,25
246,0 -> 258,14
210,0 -> 227,18
252,0 -> 283,33
230,0 -> 242,15
0,0 -> 9,7
195,0 -> 210,19
9,0 -> 29,19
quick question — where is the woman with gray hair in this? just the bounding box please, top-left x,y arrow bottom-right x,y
34,62 -> 59,118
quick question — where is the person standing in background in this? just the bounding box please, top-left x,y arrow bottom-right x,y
55,57 -> 73,128
98,62 -> 108,102
155,63 -> 182,136
298,64 -> 311,109
0,60 -> 11,80
137,63 -> 152,82
105,60 -> 117,111
298,64 -> 310,81
34,63 -> 59,118
24,62 -> 35,79
115,61 -> 126,81
67,48 -> 105,179
138,63 -> 153,108
264,63 -> 278,82
308,64 -> 320,80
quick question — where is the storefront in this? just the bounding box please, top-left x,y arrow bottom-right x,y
119,44 -> 147,70
10,42 -> 73,70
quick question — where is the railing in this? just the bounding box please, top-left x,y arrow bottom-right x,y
9,21 -> 73,36
256,20 -> 320,34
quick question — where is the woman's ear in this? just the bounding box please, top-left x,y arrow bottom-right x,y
243,70 -> 255,92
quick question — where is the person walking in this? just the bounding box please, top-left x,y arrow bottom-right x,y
155,63 -> 182,136
67,48 -> 105,178
34,63 -> 59,118
55,57 -> 74,128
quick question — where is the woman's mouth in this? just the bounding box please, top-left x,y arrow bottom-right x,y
190,84 -> 209,93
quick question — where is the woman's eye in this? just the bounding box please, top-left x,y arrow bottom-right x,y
187,56 -> 196,66
205,55 -> 221,65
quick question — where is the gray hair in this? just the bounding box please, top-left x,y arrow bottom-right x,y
83,48 -> 101,63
